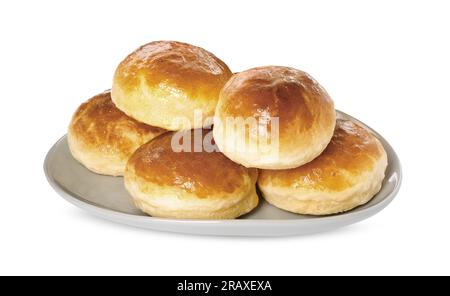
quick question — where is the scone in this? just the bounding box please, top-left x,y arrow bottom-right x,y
112,41 -> 233,131
258,119 -> 388,215
213,66 -> 336,169
68,91 -> 166,176
124,130 -> 259,219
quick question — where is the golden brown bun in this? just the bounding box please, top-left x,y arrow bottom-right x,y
258,119 -> 388,215
213,66 -> 336,169
68,91 -> 166,176
125,130 -> 259,219
112,41 -> 233,131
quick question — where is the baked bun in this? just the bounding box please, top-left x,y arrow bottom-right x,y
258,119 -> 388,215
213,66 -> 336,169
112,41 -> 233,131
125,130 -> 259,219
68,91 -> 166,176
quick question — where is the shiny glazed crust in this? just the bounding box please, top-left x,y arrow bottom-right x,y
258,119 -> 388,215
125,130 -> 259,219
112,41 -> 232,131
68,91 -> 166,176
213,66 -> 336,169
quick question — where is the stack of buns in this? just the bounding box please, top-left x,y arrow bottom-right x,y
68,40 -> 388,219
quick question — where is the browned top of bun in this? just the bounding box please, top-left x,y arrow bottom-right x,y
114,41 -> 232,99
69,91 -> 165,156
218,66 -> 335,140
258,119 -> 386,192
127,130 -> 258,198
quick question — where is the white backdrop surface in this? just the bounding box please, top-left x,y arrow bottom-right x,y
0,0 -> 449,275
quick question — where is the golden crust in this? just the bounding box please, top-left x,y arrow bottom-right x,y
258,119 -> 388,215
259,119 -> 385,190
126,130 -> 257,198
112,41 -> 233,130
68,91 -> 166,176
213,66 -> 336,169
124,130 -> 259,219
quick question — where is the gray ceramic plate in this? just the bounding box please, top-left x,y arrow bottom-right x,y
44,111 -> 401,236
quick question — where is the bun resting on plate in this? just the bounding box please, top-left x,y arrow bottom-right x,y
112,41 -> 233,131
124,130 -> 259,219
258,119 -> 388,215
68,91 -> 166,176
213,66 -> 336,170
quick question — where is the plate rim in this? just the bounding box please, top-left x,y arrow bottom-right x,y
44,110 -> 402,227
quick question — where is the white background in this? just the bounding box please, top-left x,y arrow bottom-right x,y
0,0 -> 449,276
